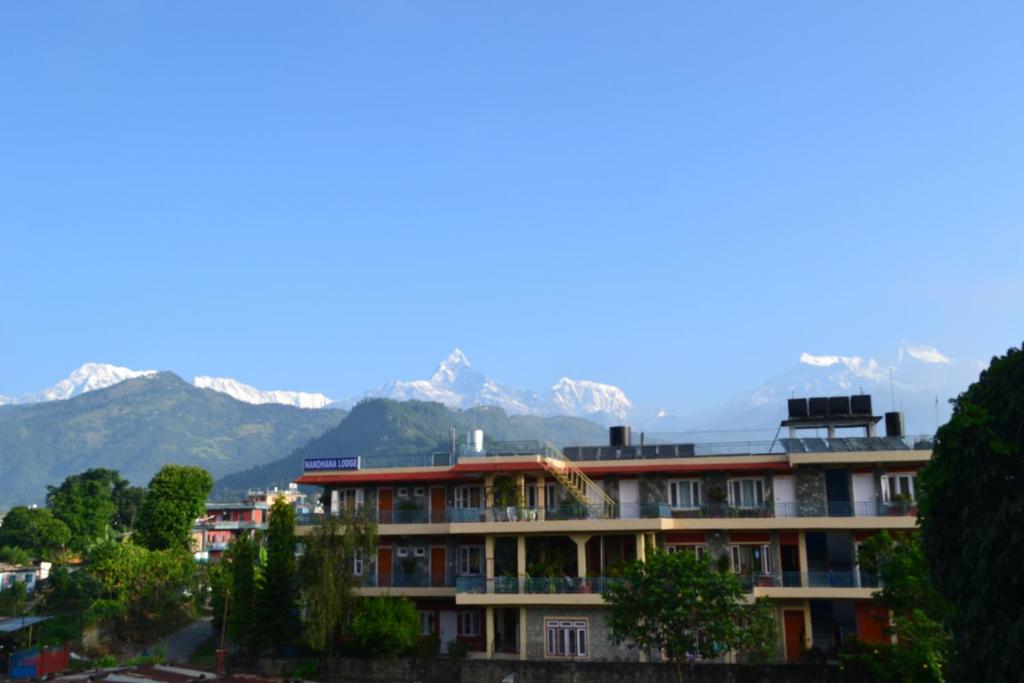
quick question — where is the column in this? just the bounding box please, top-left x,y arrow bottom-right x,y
486,606 -> 495,658
636,532 -> 646,562
572,534 -> 591,578
484,474 -> 495,509
330,488 -> 340,516
802,599 -> 813,650
515,472 -> 526,509
535,475 -> 546,521
485,535 -> 495,581
797,531 -> 809,587
518,606 -> 528,661
517,535 -> 527,594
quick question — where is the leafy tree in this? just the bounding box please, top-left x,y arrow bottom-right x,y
0,546 -> 33,566
226,533 -> 260,651
299,510 -> 377,655
841,531 -> 951,682
136,465 -> 213,551
0,580 -> 28,617
919,344 -> 1024,683
112,483 -> 147,531
47,468 -> 134,549
350,596 -> 420,657
254,497 -> 298,652
0,506 -> 71,559
605,549 -> 777,682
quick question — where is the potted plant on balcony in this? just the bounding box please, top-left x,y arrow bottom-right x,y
397,499 -> 421,523
706,484 -> 728,517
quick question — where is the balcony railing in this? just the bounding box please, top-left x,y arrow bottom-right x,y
361,572 -> 453,588
736,571 -> 881,591
195,520 -> 267,530
456,576 -> 625,595
297,499 -> 917,527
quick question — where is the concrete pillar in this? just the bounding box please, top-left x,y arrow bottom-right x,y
518,606 -> 528,661
486,606 -> 495,658
535,475 -> 546,520
484,474 -> 495,509
636,532 -> 646,562
571,534 -> 591,578
797,531 -> 809,587
485,535 -> 495,580
802,599 -> 813,650
330,488 -> 340,516
515,472 -> 526,509
516,535 -> 527,576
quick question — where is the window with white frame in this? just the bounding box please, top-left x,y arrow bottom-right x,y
545,619 -> 588,658
414,487 -> 425,497
730,544 -> 771,574
728,479 -> 765,508
526,484 -> 537,509
546,483 -> 557,508
454,486 -> 482,509
668,480 -> 701,509
352,549 -> 364,576
457,611 -> 481,637
414,547 -> 426,557
666,544 -> 706,560
419,610 -> 436,636
398,487 -> 409,497
339,488 -> 364,511
397,547 -> 409,558
457,546 -> 483,575
881,473 -> 916,502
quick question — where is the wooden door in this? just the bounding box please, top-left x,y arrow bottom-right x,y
377,547 -> 393,587
784,610 -> 805,662
430,487 -> 446,523
378,488 -> 393,524
430,547 -> 446,587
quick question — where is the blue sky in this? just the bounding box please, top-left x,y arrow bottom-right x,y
1,2 -> 1022,412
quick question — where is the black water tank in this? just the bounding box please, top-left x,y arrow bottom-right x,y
809,397 -> 829,416
851,394 -> 872,415
788,398 -> 809,418
885,412 -> 904,437
609,425 -> 632,448
829,396 -> 851,416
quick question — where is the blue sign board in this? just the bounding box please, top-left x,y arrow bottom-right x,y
303,456 -> 360,471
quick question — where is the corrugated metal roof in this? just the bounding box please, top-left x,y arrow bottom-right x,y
0,616 -> 51,632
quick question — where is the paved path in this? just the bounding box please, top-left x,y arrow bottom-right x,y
163,617 -> 214,664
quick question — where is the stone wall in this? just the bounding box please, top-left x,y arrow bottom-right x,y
794,468 -> 826,517
309,657 -> 840,683
522,606 -> 637,662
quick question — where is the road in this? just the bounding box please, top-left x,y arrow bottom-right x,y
163,616 -> 214,664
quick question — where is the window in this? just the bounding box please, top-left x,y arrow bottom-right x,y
398,487 -> 409,497
397,547 -> 409,558
667,544 -> 706,560
881,473 -> 916,502
730,544 -> 771,574
457,546 -> 483,575
545,483 -> 557,508
457,611 -> 481,637
668,480 -> 701,509
454,486 -> 482,509
353,549 -> 364,576
419,610 -> 436,636
337,488 -> 364,511
545,619 -> 588,658
414,487 -> 425,497
728,479 -> 764,508
414,547 -> 426,557
526,484 -> 537,509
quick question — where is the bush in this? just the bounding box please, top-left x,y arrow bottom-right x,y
446,639 -> 469,660
350,597 -> 420,657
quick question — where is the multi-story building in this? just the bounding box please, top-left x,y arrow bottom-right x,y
294,395 -> 928,662
194,501 -> 269,561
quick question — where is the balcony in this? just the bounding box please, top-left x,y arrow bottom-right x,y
774,501 -> 917,518
195,520 -> 267,530
736,571 -> 881,595
456,576 -> 624,595
362,572 -> 453,588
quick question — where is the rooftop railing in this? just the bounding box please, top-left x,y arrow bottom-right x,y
563,435 -> 934,461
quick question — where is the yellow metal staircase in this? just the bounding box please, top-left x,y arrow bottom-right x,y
544,454 -> 617,514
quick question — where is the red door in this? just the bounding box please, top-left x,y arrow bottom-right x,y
856,602 -> 889,643
378,489 -> 393,524
377,547 -> 393,587
784,610 -> 805,662
431,547 -> 446,587
430,487 -> 446,523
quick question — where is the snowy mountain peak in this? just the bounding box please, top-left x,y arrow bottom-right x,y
550,377 -> 632,420
193,376 -> 333,410
430,348 -> 472,385
25,362 -> 158,403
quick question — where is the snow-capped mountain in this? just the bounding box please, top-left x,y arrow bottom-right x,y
193,376 -> 333,410
364,349 -> 632,423
647,342 -> 980,436
0,362 -> 158,405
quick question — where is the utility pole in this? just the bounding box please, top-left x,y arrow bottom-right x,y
216,589 -> 229,678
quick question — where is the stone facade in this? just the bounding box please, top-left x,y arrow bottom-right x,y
794,467 -> 826,517
523,606 -> 638,662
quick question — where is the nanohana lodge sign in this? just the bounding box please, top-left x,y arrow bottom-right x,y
303,456 -> 360,471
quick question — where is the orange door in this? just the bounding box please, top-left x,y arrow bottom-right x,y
784,610 -> 805,662
378,489 -> 393,524
430,547 -> 446,587
431,487 -> 446,523
377,547 -> 393,587
856,602 -> 889,643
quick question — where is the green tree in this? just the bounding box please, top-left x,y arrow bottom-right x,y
47,468 -> 139,549
136,465 -> 213,551
919,344 -> 1024,683
0,580 -> 28,617
299,510 -> 377,655
841,531 -> 951,682
226,533 -> 260,651
350,596 -> 420,657
0,506 -> 71,559
254,497 -> 298,652
605,549 -> 777,682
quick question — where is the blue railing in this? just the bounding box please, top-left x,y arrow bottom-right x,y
737,571 -> 880,591
362,572 -> 452,588
455,576 -> 624,594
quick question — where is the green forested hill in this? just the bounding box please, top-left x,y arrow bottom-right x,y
214,398 -> 607,495
0,372 -> 343,509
